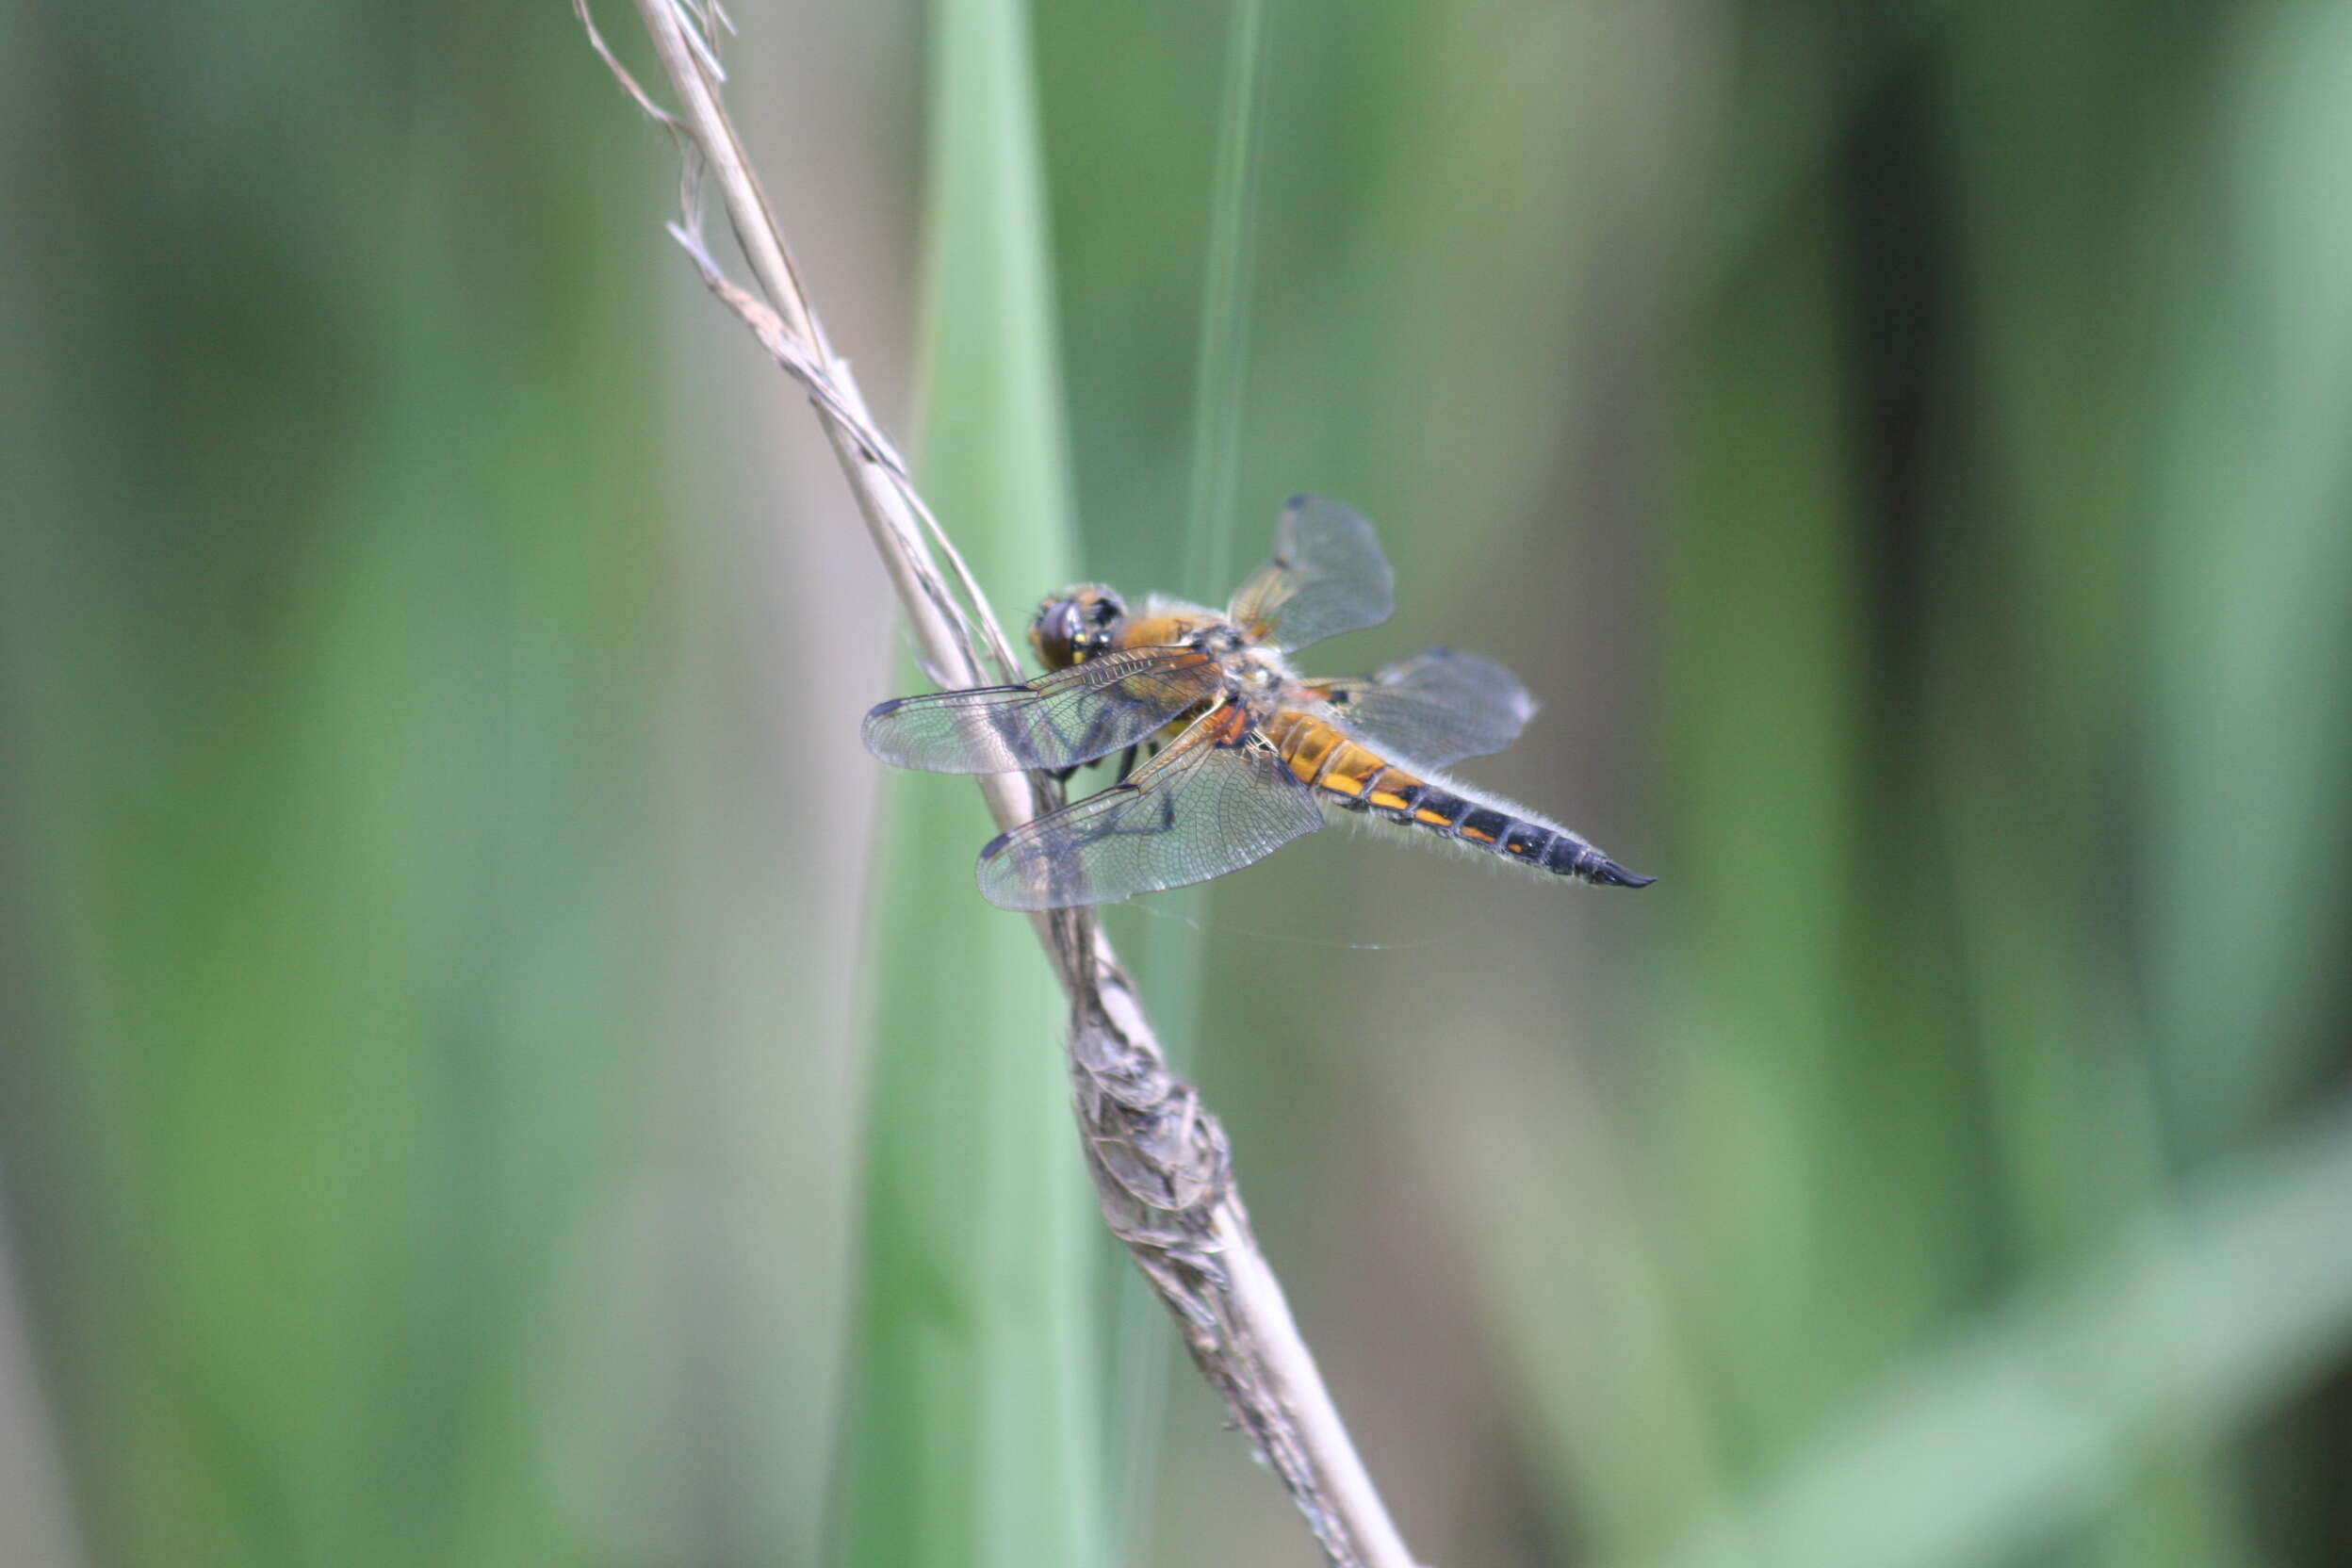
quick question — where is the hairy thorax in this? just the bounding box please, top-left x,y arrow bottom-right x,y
1119,597 -> 1296,729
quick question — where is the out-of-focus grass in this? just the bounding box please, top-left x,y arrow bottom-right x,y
2138,0 -> 2352,1156
826,1 -> 1103,1565
1635,1086 -> 2352,1568
0,6 -> 678,1565
1037,4 -> 2352,1566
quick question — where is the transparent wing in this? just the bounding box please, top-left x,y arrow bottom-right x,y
1308,647 -> 1534,767
1225,495 -> 1396,652
975,706 -> 1325,909
861,646 -> 1224,775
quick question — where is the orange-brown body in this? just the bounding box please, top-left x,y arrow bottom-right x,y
869,493 -> 1651,906
1074,598 -> 1629,881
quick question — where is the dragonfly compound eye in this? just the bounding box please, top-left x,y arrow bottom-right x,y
1030,586 -> 1124,665
1029,597 -> 1084,669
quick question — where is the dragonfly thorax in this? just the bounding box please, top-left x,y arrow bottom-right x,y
1220,637 -> 1295,720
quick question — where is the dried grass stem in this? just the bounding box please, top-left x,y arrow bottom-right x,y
579,5 -> 1422,1563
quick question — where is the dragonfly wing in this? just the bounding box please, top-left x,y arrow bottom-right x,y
1311,646 -> 1534,766
1226,495 -> 1396,652
861,646 -> 1224,774
975,705 -> 1325,909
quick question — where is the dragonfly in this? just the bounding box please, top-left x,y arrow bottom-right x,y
862,496 -> 1654,911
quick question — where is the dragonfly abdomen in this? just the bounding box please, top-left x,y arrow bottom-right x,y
1266,711 -> 1652,889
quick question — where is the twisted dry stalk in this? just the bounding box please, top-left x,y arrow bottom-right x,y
576,3 -> 1421,1564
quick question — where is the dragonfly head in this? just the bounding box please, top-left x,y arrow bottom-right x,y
1030,585 -> 1126,669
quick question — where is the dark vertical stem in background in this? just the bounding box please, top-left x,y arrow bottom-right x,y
1835,57 -> 1953,698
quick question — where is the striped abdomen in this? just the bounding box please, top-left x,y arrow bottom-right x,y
1261,710 -> 1652,889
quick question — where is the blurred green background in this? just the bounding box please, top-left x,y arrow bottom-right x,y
3,1 -> 2349,1565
